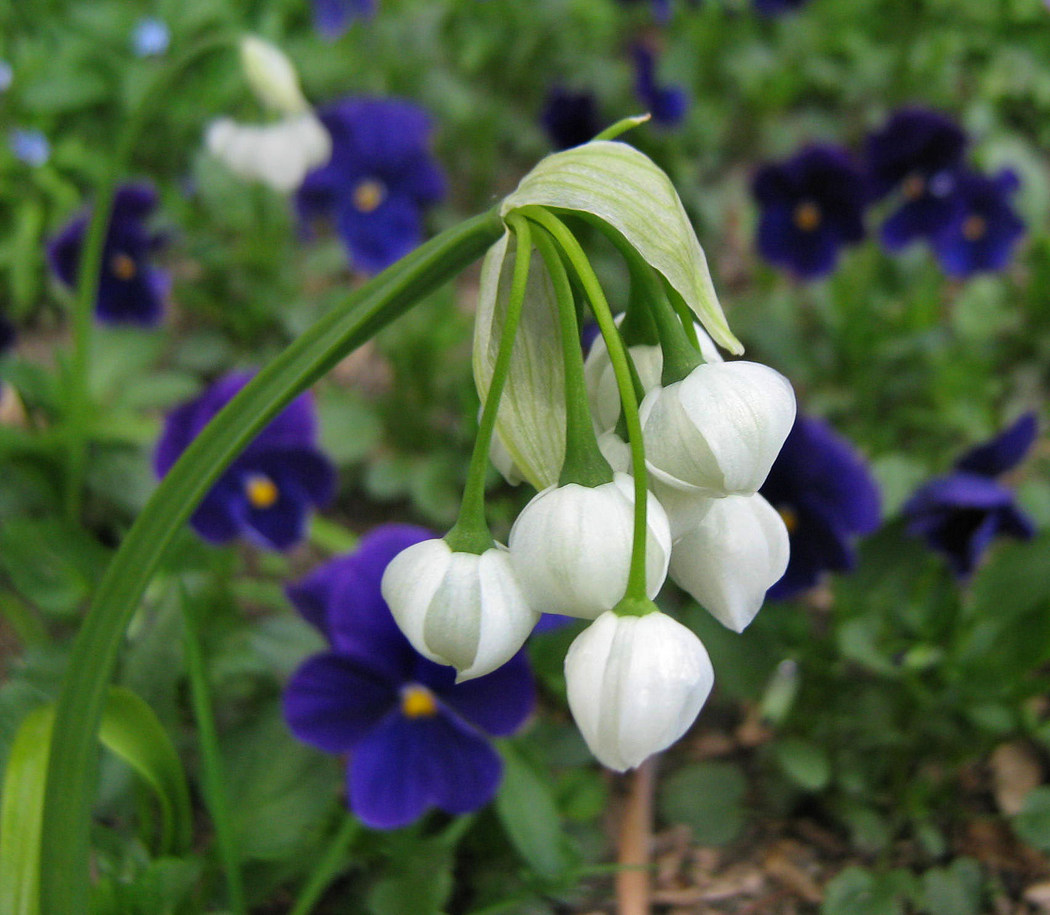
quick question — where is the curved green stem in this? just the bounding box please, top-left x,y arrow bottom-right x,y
520,207 -> 650,602
287,815 -> 362,915
39,209 -> 504,914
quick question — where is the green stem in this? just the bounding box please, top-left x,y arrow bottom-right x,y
39,208 -> 504,914
530,227 -> 612,488
63,32 -> 238,522
180,581 -> 246,915
445,214 -> 531,554
592,114 -> 652,142
521,207 -> 649,602
287,815 -> 362,915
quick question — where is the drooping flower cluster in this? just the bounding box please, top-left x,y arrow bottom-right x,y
753,107 -> 1025,280
378,139 -> 796,771
155,371 -> 335,550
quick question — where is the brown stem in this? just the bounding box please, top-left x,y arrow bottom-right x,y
616,756 -> 656,915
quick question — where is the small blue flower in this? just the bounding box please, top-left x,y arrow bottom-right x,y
283,524 -> 535,829
132,17 -> 170,57
10,129 -> 50,167
902,414 -> 1037,577
313,0 -> 376,40
930,169 -> 1024,278
297,97 -> 446,275
541,86 -> 601,151
760,414 -> 881,599
0,61 -> 12,92
752,145 -> 868,279
631,44 -> 687,127
48,183 -> 170,326
154,371 -> 336,550
754,0 -> 808,14
866,107 -> 967,250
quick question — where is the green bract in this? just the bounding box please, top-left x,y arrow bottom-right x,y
499,140 -> 743,356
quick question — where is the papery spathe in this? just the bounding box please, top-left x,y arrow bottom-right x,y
240,35 -> 308,114
381,539 -> 539,681
565,610 -> 714,771
669,493 -> 789,632
508,473 -> 671,619
639,361 -> 796,496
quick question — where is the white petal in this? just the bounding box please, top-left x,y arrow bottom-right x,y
240,35 -> 308,114
206,115 -> 331,193
380,539 -> 453,664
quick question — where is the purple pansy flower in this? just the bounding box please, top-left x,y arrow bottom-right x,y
284,524 -> 535,829
753,144 -> 868,279
902,413 -> 1038,577
0,313 -> 15,354
154,371 -> 336,550
865,107 -> 967,251
48,183 -> 169,326
296,97 -> 446,275
760,414 -> 881,599
617,0 -> 673,24
313,0 -> 375,39
754,0 -> 808,13
541,86 -> 601,151
631,44 -> 687,127
930,169 -> 1024,278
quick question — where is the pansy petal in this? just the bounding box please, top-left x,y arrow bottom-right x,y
433,650 -> 535,736
955,413 -> 1037,477
240,483 -> 309,550
337,192 -> 422,275
189,484 -> 243,544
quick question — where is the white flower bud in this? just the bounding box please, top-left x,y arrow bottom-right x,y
639,361 -> 795,496
381,539 -> 539,681
508,473 -> 671,619
565,610 -> 714,771
240,35 -> 308,114
205,114 -> 331,193
669,493 -> 789,632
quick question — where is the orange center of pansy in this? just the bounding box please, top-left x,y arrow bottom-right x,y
244,473 -> 279,509
902,173 -> 926,201
401,684 -> 438,718
111,252 -> 137,281
353,179 -> 386,213
962,214 -> 986,242
793,201 -> 821,233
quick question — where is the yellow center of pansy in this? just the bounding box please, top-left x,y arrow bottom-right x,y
793,201 -> 821,233
778,506 -> 799,534
111,252 -> 137,281
401,684 -> 438,718
902,173 -> 926,201
353,179 -> 386,213
962,214 -> 986,242
244,473 -> 279,509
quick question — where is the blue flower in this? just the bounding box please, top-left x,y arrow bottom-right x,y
132,18 -> 170,57
631,44 -> 687,127
154,371 -> 336,550
902,414 -> 1037,577
541,86 -> 601,151
754,0 -> 808,14
930,169 -> 1024,278
617,0 -> 673,24
10,128 -> 50,167
753,145 -> 868,279
283,524 -> 535,829
313,0 -> 375,40
760,414 -> 881,599
296,97 -> 446,275
865,107 -> 967,250
48,183 -> 169,326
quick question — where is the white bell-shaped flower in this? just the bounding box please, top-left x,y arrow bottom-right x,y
240,35 -> 309,114
565,609 -> 714,771
669,493 -> 789,632
381,539 -> 539,681
639,361 -> 795,496
508,473 -> 671,619
206,114 -> 331,193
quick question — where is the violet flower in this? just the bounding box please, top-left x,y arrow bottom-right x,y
902,413 -> 1038,577
314,0 -> 375,39
154,372 -> 335,550
754,0 -> 808,13
752,145 -> 868,279
760,414 -> 881,599
631,44 -> 687,127
284,524 -> 535,829
48,183 -> 169,326
541,86 -> 601,151
296,97 -> 446,274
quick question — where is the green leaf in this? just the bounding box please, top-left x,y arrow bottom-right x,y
821,866 -> 906,915
495,742 -> 574,880
657,761 -> 747,846
774,737 -> 831,792
1012,786 -> 1050,851
366,840 -> 454,915
317,389 -> 383,465
921,858 -> 983,915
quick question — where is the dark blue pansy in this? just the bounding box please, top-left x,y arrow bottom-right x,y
617,0 -> 673,24
631,44 -> 687,127
866,107 -> 967,250
48,183 -> 169,327
754,0 -> 808,14
314,0 -> 375,39
541,86 -> 601,151
930,169 -> 1024,278
761,414 -> 881,599
154,371 -> 336,551
283,524 -> 535,829
753,145 -> 868,279
0,313 -> 15,354
902,413 -> 1037,577
296,97 -> 446,275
